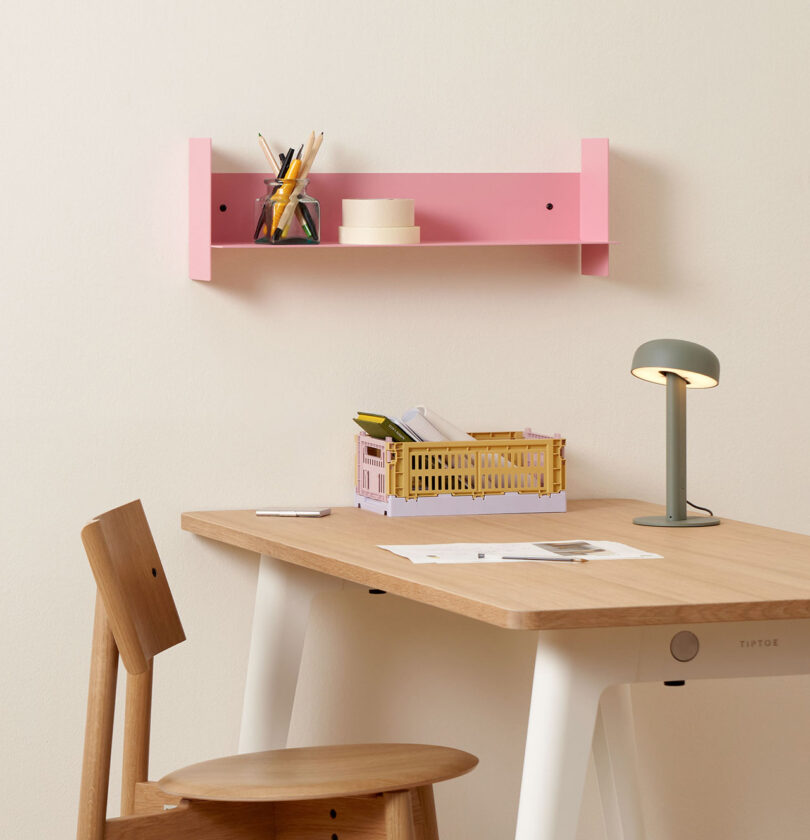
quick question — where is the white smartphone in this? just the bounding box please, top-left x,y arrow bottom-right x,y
256,507 -> 331,517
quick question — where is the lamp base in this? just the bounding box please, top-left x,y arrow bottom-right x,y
633,514 -> 720,527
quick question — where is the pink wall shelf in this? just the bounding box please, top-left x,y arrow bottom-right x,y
189,137 -> 610,282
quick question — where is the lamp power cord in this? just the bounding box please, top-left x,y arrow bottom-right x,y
687,500 -> 714,517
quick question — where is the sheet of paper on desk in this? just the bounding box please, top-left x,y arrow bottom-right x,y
378,540 -> 662,565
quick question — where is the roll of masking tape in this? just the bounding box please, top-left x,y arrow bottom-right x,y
338,225 -> 421,245
342,198 -> 415,229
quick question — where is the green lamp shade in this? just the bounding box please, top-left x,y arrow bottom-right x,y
631,339 -> 719,389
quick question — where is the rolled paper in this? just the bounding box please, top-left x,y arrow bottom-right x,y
338,225 -> 420,245
341,198 -> 415,229
399,411 -> 446,441
401,406 -> 475,442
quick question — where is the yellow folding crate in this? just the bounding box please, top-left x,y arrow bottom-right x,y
355,429 -> 566,516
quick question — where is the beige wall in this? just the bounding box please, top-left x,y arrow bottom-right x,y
2,1 -> 809,838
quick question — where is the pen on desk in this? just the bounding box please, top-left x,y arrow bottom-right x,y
501,555 -> 589,563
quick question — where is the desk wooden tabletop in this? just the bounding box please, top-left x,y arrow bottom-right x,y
181,499 -> 810,631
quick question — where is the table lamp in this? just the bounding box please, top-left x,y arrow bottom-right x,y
631,338 -> 720,527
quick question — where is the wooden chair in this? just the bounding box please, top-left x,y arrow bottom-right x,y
78,499 -> 477,840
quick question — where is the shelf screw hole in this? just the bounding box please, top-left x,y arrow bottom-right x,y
151,568 -> 157,578
332,835 -> 338,840
219,204 -> 227,212
330,810 -> 337,819
546,203 -> 554,210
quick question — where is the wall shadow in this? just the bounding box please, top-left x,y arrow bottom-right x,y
609,147 -> 674,292
204,240 -> 581,304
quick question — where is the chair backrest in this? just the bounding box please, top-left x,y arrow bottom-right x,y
82,499 -> 185,674
78,500 -> 187,839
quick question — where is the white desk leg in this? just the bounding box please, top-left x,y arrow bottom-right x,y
238,554 -> 345,753
515,628 -> 642,840
516,618 -> 810,840
592,685 -> 646,840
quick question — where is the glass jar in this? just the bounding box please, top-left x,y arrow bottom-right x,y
253,177 -> 320,244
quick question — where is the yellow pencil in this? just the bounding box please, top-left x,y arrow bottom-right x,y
271,157 -> 302,235
281,132 -> 314,231
279,132 -> 323,237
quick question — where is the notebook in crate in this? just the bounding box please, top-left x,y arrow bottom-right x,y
353,412 -> 416,443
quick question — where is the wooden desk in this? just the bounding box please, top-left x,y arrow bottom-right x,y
182,499 -> 810,840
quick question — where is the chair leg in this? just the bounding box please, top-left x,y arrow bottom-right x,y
384,790 -> 416,840
415,785 -> 440,840
77,597 -> 119,840
121,662 -> 153,816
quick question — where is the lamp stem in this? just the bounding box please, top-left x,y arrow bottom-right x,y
666,372 -> 687,522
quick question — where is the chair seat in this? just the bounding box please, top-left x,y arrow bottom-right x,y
159,742 -> 478,802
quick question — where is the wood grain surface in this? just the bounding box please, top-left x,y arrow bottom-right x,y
158,743 -> 478,802
182,499 -> 810,630
83,499 -> 185,673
